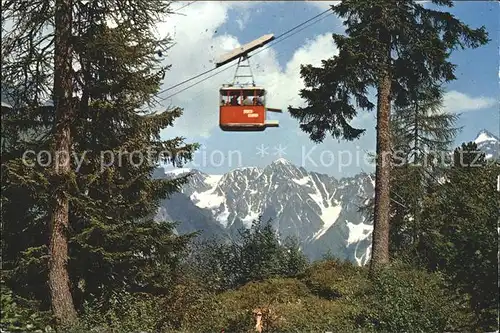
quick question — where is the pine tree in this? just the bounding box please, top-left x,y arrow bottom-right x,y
2,0 -> 197,326
389,85 -> 460,261
288,0 -> 488,275
392,85 -> 460,168
419,142 -> 499,330
48,0 -> 78,322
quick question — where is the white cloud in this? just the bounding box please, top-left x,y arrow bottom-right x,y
264,33 -> 339,111
351,89 -> 495,127
235,11 -> 250,30
443,90 -> 496,114
156,1 -> 339,138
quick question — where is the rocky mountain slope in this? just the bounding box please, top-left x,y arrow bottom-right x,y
155,159 -> 376,265
155,130 -> 499,265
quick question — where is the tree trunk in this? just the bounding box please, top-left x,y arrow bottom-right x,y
49,0 -> 78,326
370,55 -> 392,276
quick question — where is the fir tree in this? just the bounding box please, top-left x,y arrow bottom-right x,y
2,0 -> 197,326
288,0 -> 488,274
392,85 -> 460,168
390,85 -> 460,261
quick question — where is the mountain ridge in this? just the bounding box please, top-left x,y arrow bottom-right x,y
156,157 -> 376,264
155,130 -> 498,265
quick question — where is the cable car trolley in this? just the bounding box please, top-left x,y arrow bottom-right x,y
216,34 -> 282,131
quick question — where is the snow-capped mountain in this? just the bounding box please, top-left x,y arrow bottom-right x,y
155,158 -> 375,265
155,130 -> 498,266
474,129 -> 499,160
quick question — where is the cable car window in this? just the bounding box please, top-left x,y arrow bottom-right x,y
253,90 -> 265,105
242,92 -> 253,105
220,95 -> 229,106
230,95 -> 240,105
220,90 -> 240,106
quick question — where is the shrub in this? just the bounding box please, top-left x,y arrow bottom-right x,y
184,217 -> 309,293
181,277 -> 366,333
75,291 -> 164,333
356,263 -> 473,332
300,258 -> 370,301
62,260 -> 473,332
0,282 -> 52,332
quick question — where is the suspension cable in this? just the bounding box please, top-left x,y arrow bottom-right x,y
158,8 -> 335,101
156,7 -> 334,99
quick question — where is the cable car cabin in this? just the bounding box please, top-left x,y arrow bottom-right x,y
219,87 -> 280,131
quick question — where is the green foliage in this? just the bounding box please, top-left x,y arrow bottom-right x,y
184,217 -> 309,292
392,85 -> 460,168
418,143 -> 499,330
389,84 -> 460,260
235,218 -> 309,285
56,283 -> 214,333
300,259 -> 370,301
181,277 -> 361,333
2,0 -> 495,330
174,260 -> 469,332
368,140 -> 498,331
357,83 -> 464,268
2,0 -> 198,318
357,263 -> 470,332
288,0 -> 488,279
70,220 -> 194,306
3,256 -> 473,332
75,291 -> 164,333
360,142 -> 498,331
0,281 -> 52,332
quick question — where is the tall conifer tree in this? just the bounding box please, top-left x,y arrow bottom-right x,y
288,0 -> 488,274
2,0 -> 197,326
389,85 -> 460,260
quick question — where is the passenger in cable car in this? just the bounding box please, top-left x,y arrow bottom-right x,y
230,95 -> 239,106
242,94 -> 252,105
255,92 -> 264,106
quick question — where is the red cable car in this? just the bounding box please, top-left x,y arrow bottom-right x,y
215,34 -> 282,131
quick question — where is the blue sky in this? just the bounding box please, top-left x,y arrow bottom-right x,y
159,1 -> 498,178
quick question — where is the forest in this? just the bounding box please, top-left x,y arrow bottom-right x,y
1,0 -> 498,332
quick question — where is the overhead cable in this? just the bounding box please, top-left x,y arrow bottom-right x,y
158,8 -> 334,101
